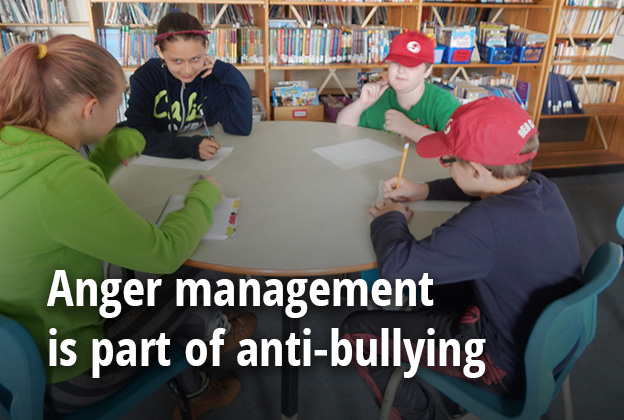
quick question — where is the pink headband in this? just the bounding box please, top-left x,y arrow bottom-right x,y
155,30 -> 210,43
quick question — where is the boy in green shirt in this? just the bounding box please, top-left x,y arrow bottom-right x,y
337,31 -> 459,142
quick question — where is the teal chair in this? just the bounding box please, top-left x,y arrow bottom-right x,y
616,204 -> 624,240
379,241 -> 623,420
0,313 -> 192,420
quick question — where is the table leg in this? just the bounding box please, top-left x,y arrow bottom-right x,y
281,304 -> 299,420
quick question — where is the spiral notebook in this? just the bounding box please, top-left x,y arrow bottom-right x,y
157,195 -> 240,240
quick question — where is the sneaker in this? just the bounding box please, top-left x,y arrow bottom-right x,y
221,312 -> 257,354
172,374 -> 242,420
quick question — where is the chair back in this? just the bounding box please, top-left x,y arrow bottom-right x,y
616,204 -> 624,240
522,241 -> 623,418
415,242 -> 622,420
0,313 -> 46,420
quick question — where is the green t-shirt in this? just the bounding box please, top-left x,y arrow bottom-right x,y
359,83 -> 459,133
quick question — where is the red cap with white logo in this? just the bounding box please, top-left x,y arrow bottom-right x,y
416,97 -> 539,166
381,31 -> 435,67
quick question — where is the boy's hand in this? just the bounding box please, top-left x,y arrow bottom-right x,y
369,199 -> 413,221
200,55 -> 216,78
382,177 -> 429,202
384,110 -> 415,138
359,81 -> 389,107
198,136 -> 221,160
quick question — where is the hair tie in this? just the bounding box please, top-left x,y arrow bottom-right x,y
37,44 -> 47,59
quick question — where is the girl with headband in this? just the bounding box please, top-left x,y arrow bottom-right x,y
125,11 -> 253,161
0,35 -> 252,416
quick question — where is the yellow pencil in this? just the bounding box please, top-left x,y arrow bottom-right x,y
396,142 -> 410,189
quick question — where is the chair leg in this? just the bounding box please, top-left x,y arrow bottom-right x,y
379,365 -> 407,420
562,376 -> 574,420
168,377 -> 192,420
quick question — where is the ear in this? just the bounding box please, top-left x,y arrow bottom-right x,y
80,97 -> 99,123
156,45 -> 165,61
468,161 -> 489,180
423,65 -> 433,78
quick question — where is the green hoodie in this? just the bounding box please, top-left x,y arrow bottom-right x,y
0,126 -> 221,383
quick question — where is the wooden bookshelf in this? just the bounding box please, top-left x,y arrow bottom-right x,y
75,0 -> 624,169
536,2 -> 624,168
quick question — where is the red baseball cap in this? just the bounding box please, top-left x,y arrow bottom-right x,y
416,97 -> 539,166
381,31 -> 435,67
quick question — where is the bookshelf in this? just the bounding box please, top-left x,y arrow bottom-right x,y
536,2 -> 624,169
0,0 -> 90,57
12,0 -> 607,169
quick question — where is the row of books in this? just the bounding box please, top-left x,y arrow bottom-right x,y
422,7 -> 491,27
542,72 -> 584,115
564,0 -> 623,7
557,8 -> 620,35
0,27 -> 48,55
272,80 -> 320,107
441,81 -> 527,108
206,26 -> 263,64
429,71 -> 528,107
268,26 -> 403,66
102,3 -> 172,26
200,4 -> 255,27
571,78 -> 620,104
552,40 -> 617,75
270,5 -> 388,27
0,0 -> 69,24
97,27 -> 158,67
97,26 -> 263,67
553,39 -> 611,58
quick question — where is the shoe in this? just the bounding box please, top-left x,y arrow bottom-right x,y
220,312 -> 257,354
172,374 -> 242,420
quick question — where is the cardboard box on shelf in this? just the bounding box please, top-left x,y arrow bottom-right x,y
273,105 -> 324,121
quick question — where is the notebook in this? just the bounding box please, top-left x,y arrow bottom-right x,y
157,195 -> 240,240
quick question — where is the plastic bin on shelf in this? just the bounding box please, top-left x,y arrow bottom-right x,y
434,47 -> 445,64
477,43 -> 514,65
514,45 -> 544,63
442,47 -> 473,65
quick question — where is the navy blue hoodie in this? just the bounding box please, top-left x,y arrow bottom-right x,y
125,58 -> 252,160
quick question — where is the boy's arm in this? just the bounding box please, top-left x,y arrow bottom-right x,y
203,61 -> 253,136
427,178 -> 478,201
336,82 -> 389,126
370,205 -> 495,284
125,72 -> 204,159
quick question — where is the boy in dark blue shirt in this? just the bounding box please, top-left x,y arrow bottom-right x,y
342,97 -> 582,420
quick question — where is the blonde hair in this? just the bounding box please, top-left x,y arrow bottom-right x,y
0,35 -> 123,131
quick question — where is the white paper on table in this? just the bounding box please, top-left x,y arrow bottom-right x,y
131,147 -> 234,171
375,180 -> 470,212
313,138 -> 403,170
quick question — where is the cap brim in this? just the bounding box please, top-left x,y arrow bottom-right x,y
381,53 -> 427,68
416,131 -> 452,159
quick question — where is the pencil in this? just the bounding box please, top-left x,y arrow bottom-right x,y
201,110 -> 210,137
396,142 -> 410,189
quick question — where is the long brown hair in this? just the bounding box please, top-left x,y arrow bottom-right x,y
0,34 -> 123,131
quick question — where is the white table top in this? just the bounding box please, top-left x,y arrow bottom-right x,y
110,121 -> 458,276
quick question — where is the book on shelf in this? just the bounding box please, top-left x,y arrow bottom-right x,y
516,80 -> 531,109
272,84 -> 320,107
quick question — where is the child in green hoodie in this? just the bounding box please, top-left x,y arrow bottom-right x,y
0,35 -> 250,417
